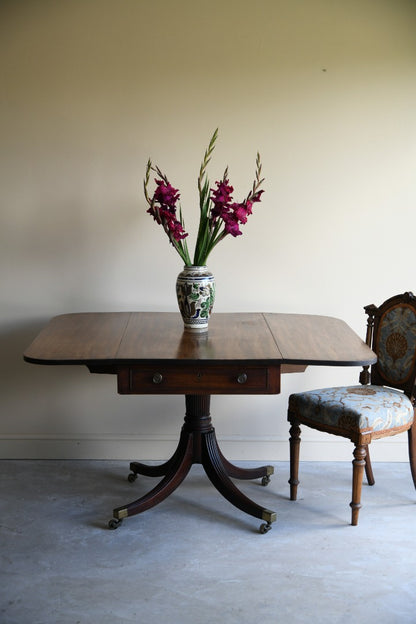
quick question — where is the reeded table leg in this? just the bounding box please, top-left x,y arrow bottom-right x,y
217,448 -> 274,485
113,432 -> 194,522
128,440 -> 187,481
110,394 -> 276,533
202,429 -> 276,531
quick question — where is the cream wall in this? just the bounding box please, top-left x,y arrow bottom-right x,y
1,0 -> 415,461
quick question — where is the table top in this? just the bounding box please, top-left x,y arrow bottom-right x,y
23,312 -> 376,368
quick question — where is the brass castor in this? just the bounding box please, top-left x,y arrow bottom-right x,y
259,522 -> 272,534
108,518 -> 123,530
261,475 -> 271,486
127,473 -> 138,483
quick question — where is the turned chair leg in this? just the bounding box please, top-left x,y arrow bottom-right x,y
350,444 -> 366,526
289,420 -> 301,501
364,444 -> 375,486
408,421 -> 416,489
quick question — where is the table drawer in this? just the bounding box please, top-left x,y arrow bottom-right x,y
117,365 -> 280,395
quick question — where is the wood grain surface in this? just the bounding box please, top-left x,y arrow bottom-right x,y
24,312 -> 376,367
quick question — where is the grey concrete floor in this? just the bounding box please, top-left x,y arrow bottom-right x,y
1,460 -> 415,624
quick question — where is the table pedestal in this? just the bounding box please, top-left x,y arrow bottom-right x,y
109,395 -> 276,533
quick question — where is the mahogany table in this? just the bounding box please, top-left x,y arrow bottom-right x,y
24,312 -> 376,533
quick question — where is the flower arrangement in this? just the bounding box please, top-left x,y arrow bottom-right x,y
144,129 -> 264,267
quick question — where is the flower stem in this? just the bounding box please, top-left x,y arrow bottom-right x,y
193,129 -> 219,265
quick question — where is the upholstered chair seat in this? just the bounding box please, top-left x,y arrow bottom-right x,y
289,385 -> 414,434
288,292 -> 416,525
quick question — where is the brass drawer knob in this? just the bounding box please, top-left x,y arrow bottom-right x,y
237,373 -> 248,384
152,373 -> 163,384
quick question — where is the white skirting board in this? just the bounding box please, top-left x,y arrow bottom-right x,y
0,434 -> 410,462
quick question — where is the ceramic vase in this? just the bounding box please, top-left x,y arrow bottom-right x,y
176,265 -> 215,332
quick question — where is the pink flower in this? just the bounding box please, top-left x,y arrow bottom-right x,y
209,179 -> 264,234
144,130 -> 264,265
147,179 -> 188,243
222,212 -> 242,237
230,189 -> 264,226
147,204 -> 161,225
157,207 -> 188,242
166,215 -> 188,241
251,190 -> 264,204
210,179 -> 234,224
231,202 -> 249,224
154,179 -> 180,208
211,179 -> 234,208
210,204 -> 228,223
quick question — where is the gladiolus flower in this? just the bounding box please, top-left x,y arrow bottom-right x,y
222,212 -> 242,237
231,202 -> 249,224
144,130 -> 264,266
154,180 -> 180,208
211,180 -> 234,209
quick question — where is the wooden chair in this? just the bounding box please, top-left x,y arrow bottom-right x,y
288,292 -> 416,525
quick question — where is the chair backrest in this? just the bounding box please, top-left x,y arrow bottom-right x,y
366,292 -> 416,400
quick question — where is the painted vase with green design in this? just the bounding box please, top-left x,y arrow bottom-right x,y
176,265 -> 215,332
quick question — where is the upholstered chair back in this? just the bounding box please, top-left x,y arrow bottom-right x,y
369,292 -> 416,399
